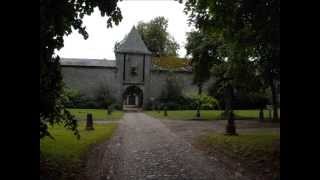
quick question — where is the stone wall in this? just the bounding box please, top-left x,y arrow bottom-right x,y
148,70 -> 214,101
61,65 -> 214,107
61,66 -> 122,103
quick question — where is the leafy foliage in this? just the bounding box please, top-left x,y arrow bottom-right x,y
158,74 -> 183,104
187,93 -> 219,110
40,0 -> 122,138
137,16 -> 180,56
152,56 -> 191,70
185,30 -> 223,88
184,0 -> 280,121
146,110 -> 271,121
95,84 -> 115,108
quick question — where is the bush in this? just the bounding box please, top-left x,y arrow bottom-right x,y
154,93 -> 219,111
64,87 -> 117,109
208,84 -> 269,110
187,93 -> 219,110
233,91 -> 269,110
154,74 -> 188,110
112,103 -> 123,110
64,88 -> 97,108
95,84 -> 115,109
144,100 -> 154,110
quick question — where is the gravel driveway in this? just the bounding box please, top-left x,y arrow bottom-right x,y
85,112 -> 252,180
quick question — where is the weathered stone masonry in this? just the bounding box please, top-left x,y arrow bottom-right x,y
60,27 -> 213,108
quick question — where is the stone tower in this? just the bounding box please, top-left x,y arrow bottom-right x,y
115,26 -> 152,108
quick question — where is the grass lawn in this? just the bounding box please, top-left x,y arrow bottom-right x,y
68,108 -> 124,121
145,110 -> 274,121
40,122 -> 117,180
196,130 -> 280,179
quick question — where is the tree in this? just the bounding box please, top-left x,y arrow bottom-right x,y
136,16 -> 180,56
40,0 -> 122,138
161,74 -> 182,101
95,83 -> 115,109
185,30 -> 222,117
186,28 -> 261,135
211,52 -> 260,135
158,73 -> 183,109
184,0 -> 280,121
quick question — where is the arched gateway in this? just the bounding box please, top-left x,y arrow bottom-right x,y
115,26 -> 152,109
123,86 -> 143,107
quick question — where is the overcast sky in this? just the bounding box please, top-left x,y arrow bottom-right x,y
57,0 -> 195,60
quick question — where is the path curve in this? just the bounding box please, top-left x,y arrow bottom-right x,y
86,112 -> 250,180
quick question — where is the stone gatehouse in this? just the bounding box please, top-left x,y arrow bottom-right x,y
60,27 -> 213,108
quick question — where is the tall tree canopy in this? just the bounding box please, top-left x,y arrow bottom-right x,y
186,28 -> 261,134
185,30 -> 223,117
40,0 -> 122,138
136,16 -> 180,57
184,0 -> 280,121
185,30 -> 223,93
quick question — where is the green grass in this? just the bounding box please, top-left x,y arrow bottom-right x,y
196,130 -> 280,178
40,123 -> 117,180
68,108 -> 124,121
145,110 -> 274,121
198,131 -> 279,158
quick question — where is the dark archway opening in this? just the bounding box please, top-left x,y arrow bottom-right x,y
123,86 -> 143,107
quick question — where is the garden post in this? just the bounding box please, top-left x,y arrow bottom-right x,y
269,107 -> 272,121
259,108 -> 264,122
107,105 -> 112,115
86,113 -> 94,130
164,106 -> 168,116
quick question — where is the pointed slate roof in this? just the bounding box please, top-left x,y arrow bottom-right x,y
116,26 -> 152,54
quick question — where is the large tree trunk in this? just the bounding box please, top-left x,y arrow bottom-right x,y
225,85 -> 237,135
270,80 -> 279,122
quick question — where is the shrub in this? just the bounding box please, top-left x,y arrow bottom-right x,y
156,74 -> 190,110
64,88 -> 98,108
187,93 -> 219,110
95,84 -> 115,109
112,103 -> 123,110
64,86 -> 117,109
144,100 -> 154,110
233,91 -> 269,109
208,83 -> 270,110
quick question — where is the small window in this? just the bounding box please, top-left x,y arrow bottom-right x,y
130,66 -> 137,76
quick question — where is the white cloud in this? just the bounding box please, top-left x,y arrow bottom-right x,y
57,0 -> 194,60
